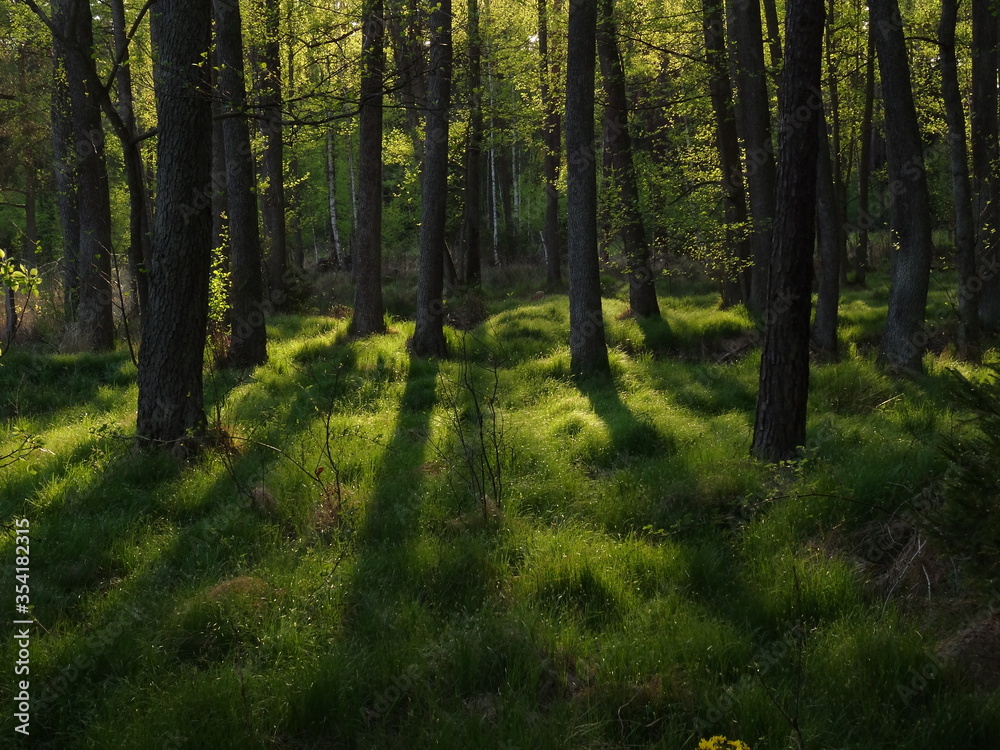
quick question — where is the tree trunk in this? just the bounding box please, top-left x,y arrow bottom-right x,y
871,0 -> 934,373
566,0 -> 610,377
856,26 -> 875,286
136,0 -> 213,450
540,0 -> 562,286
49,36 -> 80,321
751,0 -> 824,462
215,0 -> 268,368
813,104 -> 841,361
726,0 -> 776,317
410,0 -> 452,358
463,0 -> 483,287
972,0 -> 1000,329
761,0 -> 783,71
386,0 -> 426,160
703,0 -> 752,307
940,0 -> 980,359
352,0 -> 387,336
257,0 -> 288,302
597,0 -> 659,318
110,0 -> 152,320
326,123 -> 344,268
58,0 -> 115,351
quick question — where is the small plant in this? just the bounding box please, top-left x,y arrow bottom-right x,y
432,331 -> 513,525
207,231 -> 232,365
697,737 -> 751,750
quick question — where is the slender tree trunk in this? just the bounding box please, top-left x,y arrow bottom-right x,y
410,0 -> 452,358
257,0 -> 288,301
50,36 -> 79,321
727,0 -> 776,316
752,0 -> 825,462
703,0 -> 752,307
463,0 -> 483,287
940,0 -> 980,359
110,0 -> 152,319
540,0 -> 562,286
352,0 -> 387,336
825,0 -> 849,285
210,60 -> 229,257
856,26 -> 875,286
215,0 -> 268,368
813,105 -> 841,361
58,0 -> 115,351
598,0 -> 659,318
326,122 -> 344,268
972,0 -> 1000,329
137,0 -> 213,449
566,0 -> 610,377
761,0 -> 783,72
871,0 -> 934,373
386,0 -> 426,160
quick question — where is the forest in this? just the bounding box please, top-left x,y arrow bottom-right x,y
2,0 -> 1000,746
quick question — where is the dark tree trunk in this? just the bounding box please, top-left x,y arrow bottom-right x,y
463,0 -> 483,287
751,0 -> 824,462
57,0 -> 115,351
813,105 -> 841,361
856,26 -> 875,286
215,0 -> 268,368
726,0 -> 776,317
761,0 -> 783,72
136,0 -> 213,450
352,0 -> 387,336
110,0 -> 152,320
703,0 -> 752,307
871,0 -> 934,373
210,61 -> 228,257
597,0 -> 659,318
540,0 -> 562,286
972,0 -> 1000,329
566,0 -> 610,377
940,0 -> 980,359
257,0 -> 288,302
410,0 -> 452,358
50,38 -> 80,321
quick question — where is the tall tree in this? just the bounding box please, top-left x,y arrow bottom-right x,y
256,0 -> 288,302
566,0 -> 610,377
971,0 -> 1000,329
597,0 -> 659,318
410,0 -> 452,358
751,0 -> 824,462
940,0 -> 980,359
813,104 -> 841,361
462,0 -> 484,287
726,0 -> 776,316
703,0 -> 751,307
351,0 -> 387,336
856,26 -> 875,287
214,0 -> 267,368
870,0 -> 934,373
55,0 -> 115,351
539,0 -> 562,286
137,0 -> 213,449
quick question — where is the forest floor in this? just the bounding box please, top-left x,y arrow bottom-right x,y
1,266 -> 999,749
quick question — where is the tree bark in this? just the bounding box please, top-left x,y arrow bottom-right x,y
410,0 -> 452,358
726,0 -> 776,317
751,0 -> 824,462
463,0 -> 483,287
49,36 -> 80,321
940,0 -> 980,359
870,0 -> 934,373
57,0 -> 115,351
215,0 -> 268,368
813,104 -> 841,361
566,0 -> 610,377
136,0 -> 213,450
703,0 -> 752,307
856,26 -> 875,286
972,0 -> 1000,329
351,0 -> 387,336
540,0 -> 563,286
597,0 -> 659,318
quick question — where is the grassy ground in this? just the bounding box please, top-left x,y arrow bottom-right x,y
1,267 -> 998,749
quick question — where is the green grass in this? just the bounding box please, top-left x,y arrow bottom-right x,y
2,270 -> 999,749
